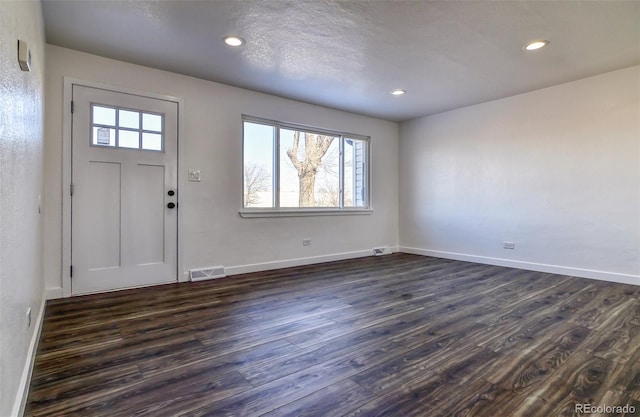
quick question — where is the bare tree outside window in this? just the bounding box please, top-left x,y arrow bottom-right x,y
315,143 -> 340,207
243,163 -> 271,207
286,131 -> 336,207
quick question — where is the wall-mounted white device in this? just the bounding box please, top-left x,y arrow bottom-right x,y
18,39 -> 31,72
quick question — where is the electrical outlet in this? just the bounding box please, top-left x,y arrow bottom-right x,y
503,241 -> 516,250
26,308 -> 31,328
302,239 -> 311,246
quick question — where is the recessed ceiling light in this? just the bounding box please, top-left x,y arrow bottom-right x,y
224,36 -> 244,47
390,89 -> 406,96
523,40 -> 549,51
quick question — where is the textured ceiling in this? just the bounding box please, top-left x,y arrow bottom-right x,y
42,0 -> 640,122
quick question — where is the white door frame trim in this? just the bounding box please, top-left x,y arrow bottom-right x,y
62,77 -> 186,297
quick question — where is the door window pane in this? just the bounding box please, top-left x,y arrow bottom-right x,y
93,126 -> 116,147
119,109 -> 140,129
143,113 -> 162,132
93,106 -> 116,126
142,133 -> 162,151
119,130 -> 140,149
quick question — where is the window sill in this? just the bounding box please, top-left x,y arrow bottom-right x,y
239,208 -> 373,218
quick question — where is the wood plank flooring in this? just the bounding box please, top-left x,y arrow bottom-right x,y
25,254 -> 640,416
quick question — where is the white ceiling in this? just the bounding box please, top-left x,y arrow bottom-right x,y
42,0 -> 640,122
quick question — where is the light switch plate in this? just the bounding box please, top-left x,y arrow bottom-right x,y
18,39 -> 31,72
188,170 -> 201,182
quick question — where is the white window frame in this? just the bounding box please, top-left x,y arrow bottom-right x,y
240,115 -> 372,218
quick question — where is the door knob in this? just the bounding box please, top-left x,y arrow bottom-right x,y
167,202 -> 176,209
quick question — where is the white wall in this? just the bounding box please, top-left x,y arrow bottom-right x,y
44,45 -> 399,295
400,66 -> 640,283
0,1 -> 46,415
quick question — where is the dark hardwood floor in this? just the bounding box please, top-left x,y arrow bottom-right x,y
26,254 -> 640,416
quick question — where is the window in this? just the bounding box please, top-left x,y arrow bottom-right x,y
243,116 -> 370,214
91,104 -> 164,151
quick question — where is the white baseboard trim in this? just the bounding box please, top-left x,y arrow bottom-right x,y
44,287 -> 63,300
225,247 -> 399,276
54,247 -> 403,297
399,247 -> 640,286
11,296 -> 46,417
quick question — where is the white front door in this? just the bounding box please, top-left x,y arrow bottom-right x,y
71,85 -> 178,295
